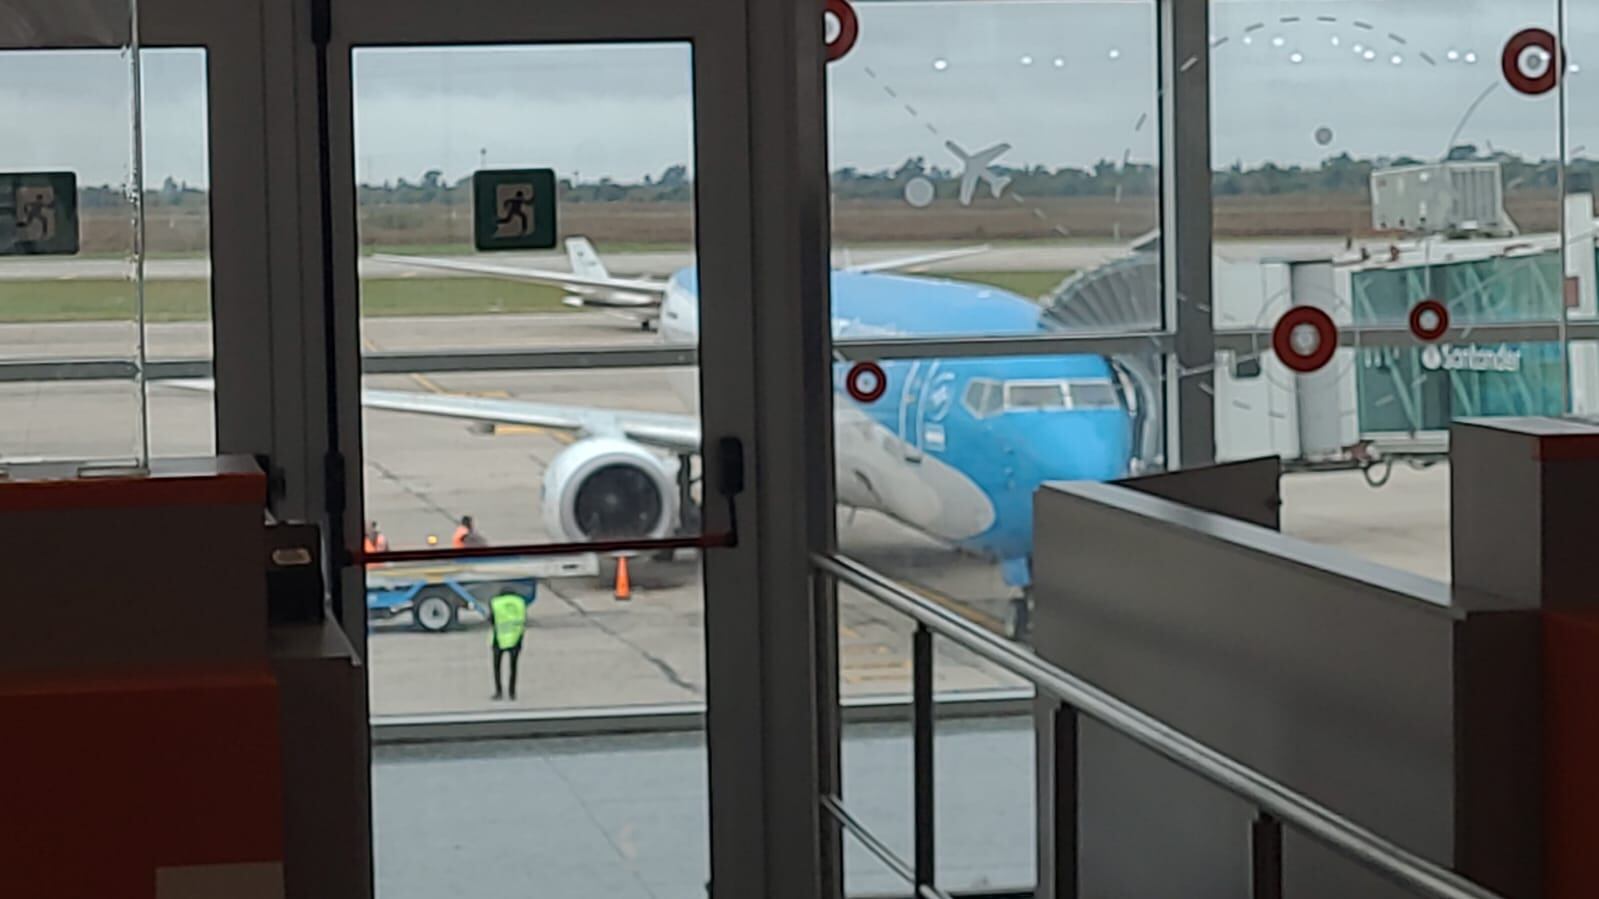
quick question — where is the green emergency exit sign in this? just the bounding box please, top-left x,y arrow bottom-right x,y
472,168 -> 557,251
0,171 -> 78,256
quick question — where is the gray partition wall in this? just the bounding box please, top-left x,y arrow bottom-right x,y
1031,481 -> 1542,899
1118,456 -> 1281,531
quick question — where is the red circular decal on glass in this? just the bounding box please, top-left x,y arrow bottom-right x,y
1272,306 -> 1339,374
1503,28 -> 1561,96
825,0 -> 860,62
846,361 -> 887,403
1409,299 -> 1450,342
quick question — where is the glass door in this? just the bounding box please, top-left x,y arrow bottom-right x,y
318,1 -> 767,896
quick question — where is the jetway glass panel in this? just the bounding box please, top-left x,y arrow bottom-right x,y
0,46 -> 213,464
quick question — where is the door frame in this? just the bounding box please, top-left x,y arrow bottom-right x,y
316,2 -> 835,897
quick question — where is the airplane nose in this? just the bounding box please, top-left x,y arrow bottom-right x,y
1018,413 -> 1132,483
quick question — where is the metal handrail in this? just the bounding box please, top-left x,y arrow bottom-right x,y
812,552 -> 1506,899
819,795 -> 950,899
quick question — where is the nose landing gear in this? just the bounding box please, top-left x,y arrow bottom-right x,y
1004,593 -> 1032,643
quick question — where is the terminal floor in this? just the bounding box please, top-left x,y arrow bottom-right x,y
374,716 -> 1035,898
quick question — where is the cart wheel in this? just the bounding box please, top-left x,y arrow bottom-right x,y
413,589 -> 459,633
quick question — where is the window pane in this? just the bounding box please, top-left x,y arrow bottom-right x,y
353,40 -> 709,899
828,0 -> 1161,339
0,47 -> 213,465
824,0 -> 1160,672
1209,0 -> 1566,578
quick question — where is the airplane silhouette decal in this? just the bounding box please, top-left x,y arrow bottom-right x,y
945,140 -> 1013,206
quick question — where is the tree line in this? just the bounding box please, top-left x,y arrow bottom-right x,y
77,146 -> 1594,210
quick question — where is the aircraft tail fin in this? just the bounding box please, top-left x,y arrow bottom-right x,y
565,237 -> 610,280
990,173 -> 1013,198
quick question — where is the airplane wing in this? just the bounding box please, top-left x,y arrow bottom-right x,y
845,244 -> 991,274
371,253 -> 668,296
976,142 -> 1012,163
362,389 -> 699,452
165,380 -> 700,454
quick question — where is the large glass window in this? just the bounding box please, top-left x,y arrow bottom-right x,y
1209,0 -> 1576,579
350,40 -> 743,899
825,2 -> 1159,894
0,47 -> 213,465
353,43 -> 704,717
825,0 -> 1162,644
351,41 -> 714,896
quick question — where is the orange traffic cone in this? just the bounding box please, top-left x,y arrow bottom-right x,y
613,556 -> 632,602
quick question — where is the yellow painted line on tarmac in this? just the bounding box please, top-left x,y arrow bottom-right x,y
409,371 -> 448,394
361,335 -> 447,395
904,581 -> 1007,635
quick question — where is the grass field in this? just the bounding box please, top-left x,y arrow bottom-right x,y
78,190 -> 1571,256
0,278 -> 572,323
0,270 -> 1071,322
949,270 -> 1073,298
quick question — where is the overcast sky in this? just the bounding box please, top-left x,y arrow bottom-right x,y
3,0 -> 1599,188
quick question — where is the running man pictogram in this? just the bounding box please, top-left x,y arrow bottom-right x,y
472,169 -> 556,251
16,187 -> 55,241
494,184 -> 535,238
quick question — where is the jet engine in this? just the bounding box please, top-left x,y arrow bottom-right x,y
541,437 -> 679,543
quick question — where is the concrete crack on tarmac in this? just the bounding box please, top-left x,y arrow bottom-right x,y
546,581 -> 701,697
367,458 -> 457,523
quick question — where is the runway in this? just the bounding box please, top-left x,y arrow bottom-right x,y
0,310 -> 1451,717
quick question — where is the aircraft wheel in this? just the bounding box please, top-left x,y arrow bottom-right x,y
1004,596 -> 1032,643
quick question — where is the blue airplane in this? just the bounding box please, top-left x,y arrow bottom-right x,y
366,246 -> 1137,635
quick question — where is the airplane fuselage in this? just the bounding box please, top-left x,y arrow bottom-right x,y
658,267 -> 1134,589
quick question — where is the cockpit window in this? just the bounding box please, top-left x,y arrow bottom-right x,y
1005,383 -> 1068,410
963,378 -> 1003,418
1002,380 -> 1122,412
1067,382 -> 1122,410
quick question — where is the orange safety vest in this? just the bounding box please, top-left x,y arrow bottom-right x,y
452,526 -> 470,548
364,534 -> 389,554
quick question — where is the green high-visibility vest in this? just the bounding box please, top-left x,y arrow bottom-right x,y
491,593 -> 528,649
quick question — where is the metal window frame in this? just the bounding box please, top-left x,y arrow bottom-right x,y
1160,0 -> 1215,468
13,316 -> 1599,385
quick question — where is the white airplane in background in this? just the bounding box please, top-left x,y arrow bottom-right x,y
377,238 -> 991,331
945,141 -> 1013,206
381,238 -> 665,330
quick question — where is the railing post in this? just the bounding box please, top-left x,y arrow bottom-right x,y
1252,811 -> 1284,899
1053,702 -> 1079,899
913,623 -> 936,891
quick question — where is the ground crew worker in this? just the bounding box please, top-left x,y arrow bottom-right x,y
489,589 -> 529,701
363,521 -> 389,555
452,515 -> 487,548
